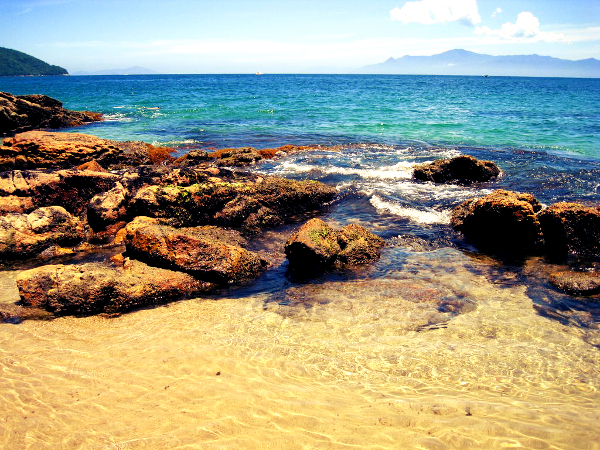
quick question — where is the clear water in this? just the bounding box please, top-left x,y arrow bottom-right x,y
1,74 -> 599,449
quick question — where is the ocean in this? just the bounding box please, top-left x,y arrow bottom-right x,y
1,74 -> 599,449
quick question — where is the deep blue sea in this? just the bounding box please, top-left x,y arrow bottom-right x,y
2,75 -> 600,448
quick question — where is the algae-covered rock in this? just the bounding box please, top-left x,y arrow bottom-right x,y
285,219 -> 385,272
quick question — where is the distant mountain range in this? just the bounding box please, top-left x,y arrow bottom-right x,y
357,49 -> 600,78
0,47 -> 68,77
71,66 -> 159,76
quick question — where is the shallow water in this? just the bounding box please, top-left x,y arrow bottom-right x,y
1,245 -> 599,449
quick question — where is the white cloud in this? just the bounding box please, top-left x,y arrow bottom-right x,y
475,11 -> 566,42
390,0 -> 481,26
492,7 -> 502,17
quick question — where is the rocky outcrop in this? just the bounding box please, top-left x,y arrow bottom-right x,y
0,169 -> 120,216
0,92 -> 101,136
413,155 -> 502,185
214,147 -> 263,167
538,202 -> 600,260
451,189 -> 544,255
0,131 -> 121,170
285,219 -> 385,272
129,177 -> 338,233
16,257 -> 216,316
123,218 -> 268,284
0,206 -> 85,259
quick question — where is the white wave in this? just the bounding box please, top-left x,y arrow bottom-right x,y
268,160 -> 416,180
151,139 -> 202,147
370,195 -> 451,225
102,113 -> 133,122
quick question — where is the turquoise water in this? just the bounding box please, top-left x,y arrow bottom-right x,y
2,74 -> 599,158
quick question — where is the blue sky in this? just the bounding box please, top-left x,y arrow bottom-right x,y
1,0 -> 599,73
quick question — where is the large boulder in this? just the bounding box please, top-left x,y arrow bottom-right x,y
0,92 -> 102,136
413,155 -> 501,185
129,177 -> 338,233
0,206 -> 85,258
16,257 -> 215,316
451,189 -> 544,255
285,219 -> 385,272
548,271 -> 600,297
123,218 -> 268,284
538,202 -> 600,260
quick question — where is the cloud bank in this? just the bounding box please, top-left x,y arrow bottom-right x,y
390,0 -> 481,26
475,12 -> 566,42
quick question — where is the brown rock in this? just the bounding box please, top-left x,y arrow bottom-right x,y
0,91 -> 102,136
0,169 -> 120,216
16,257 -> 215,316
336,223 -> 386,266
213,147 -> 263,167
0,131 -> 122,170
123,219 -> 267,284
0,206 -> 85,258
538,202 -> 600,260
76,160 -> 107,172
87,182 -> 129,231
451,189 -> 544,255
413,155 -> 502,185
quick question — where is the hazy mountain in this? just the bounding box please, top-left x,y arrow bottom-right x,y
0,47 -> 68,76
357,49 -> 600,78
71,66 -> 159,76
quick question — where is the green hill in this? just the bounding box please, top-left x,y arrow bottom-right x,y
0,47 -> 68,76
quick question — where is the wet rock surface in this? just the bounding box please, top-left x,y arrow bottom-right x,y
413,155 -> 502,185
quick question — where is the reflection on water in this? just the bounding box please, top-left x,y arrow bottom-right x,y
1,247 -> 599,449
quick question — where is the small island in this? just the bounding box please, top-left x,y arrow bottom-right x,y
0,47 -> 68,77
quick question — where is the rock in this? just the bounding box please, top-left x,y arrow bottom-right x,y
451,189 -> 544,255
129,176 -> 337,233
285,219 -> 385,271
0,91 -> 102,136
0,131 -> 122,170
538,202 -> 600,260
87,182 -> 129,231
76,160 -> 107,172
0,206 -> 85,258
123,219 -> 268,284
174,150 -> 212,167
548,271 -> 600,296
413,155 -> 501,185
16,257 -> 215,316
336,223 -> 386,266
285,218 -> 341,269
214,147 -> 263,167
0,169 -> 120,216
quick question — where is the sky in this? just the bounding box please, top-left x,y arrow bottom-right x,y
1,0 -> 599,74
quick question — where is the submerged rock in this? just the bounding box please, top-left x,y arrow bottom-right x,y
16,257 -> 215,316
123,218 -> 268,284
0,206 -> 85,259
285,219 -> 385,272
451,189 -> 544,255
413,155 -> 501,185
0,92 -> 102,136
538,202 -> 600,260
548,270 -> 600,297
